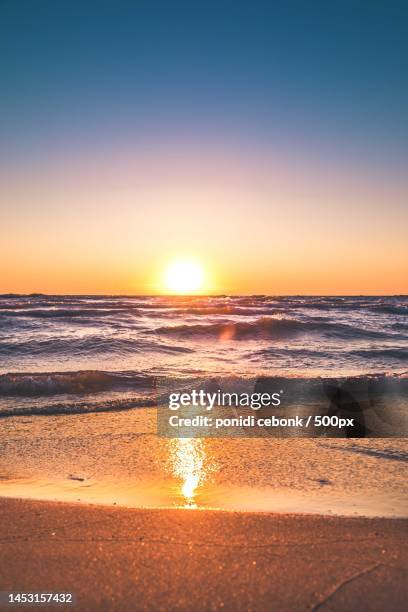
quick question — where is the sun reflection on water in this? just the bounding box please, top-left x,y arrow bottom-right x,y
169,438 -> 212,507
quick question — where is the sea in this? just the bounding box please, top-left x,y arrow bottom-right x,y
0,294 -> 407,422
0,294 -> 407,515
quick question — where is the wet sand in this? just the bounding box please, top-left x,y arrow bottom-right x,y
1,410 -> 408,517
1,497 -> 407,611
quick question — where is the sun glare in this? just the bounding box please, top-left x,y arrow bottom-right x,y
164,260 -> 204,294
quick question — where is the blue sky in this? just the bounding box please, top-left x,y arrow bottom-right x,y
1,0 -> 407,169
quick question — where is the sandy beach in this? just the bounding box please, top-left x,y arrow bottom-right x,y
0,497 -> 407,611
1,406 -> 407,609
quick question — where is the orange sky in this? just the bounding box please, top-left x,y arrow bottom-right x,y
1,145 -> 407,295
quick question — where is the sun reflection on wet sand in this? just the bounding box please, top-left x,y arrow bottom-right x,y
169,438 -> 212,507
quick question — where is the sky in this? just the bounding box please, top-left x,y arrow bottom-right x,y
1,0 -> 407,294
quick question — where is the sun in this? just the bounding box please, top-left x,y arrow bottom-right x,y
164,259 -> 204,294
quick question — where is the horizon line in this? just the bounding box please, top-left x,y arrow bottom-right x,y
1,292 -> 407,298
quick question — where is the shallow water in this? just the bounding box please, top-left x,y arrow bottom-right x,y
0,408 -> 407,517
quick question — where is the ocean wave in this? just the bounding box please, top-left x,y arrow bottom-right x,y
253,347 -> 333,359
0,372 -> 406,418
392,322 -> 408,331
157,317 -> 400,341
0,336 -> 193,357
0,307 -> 141,318
349,348 -> 408,360
161,306 -> 278,317
0,395 -> 155,418
0,370 -> 155,396
370,305 -> 408,316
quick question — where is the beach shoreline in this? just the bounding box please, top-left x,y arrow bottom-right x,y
1,497 -> 407,611
2,406 -> 407,519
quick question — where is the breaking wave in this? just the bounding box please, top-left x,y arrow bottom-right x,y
0,370 -> 155,396
0,371 -> 406,420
